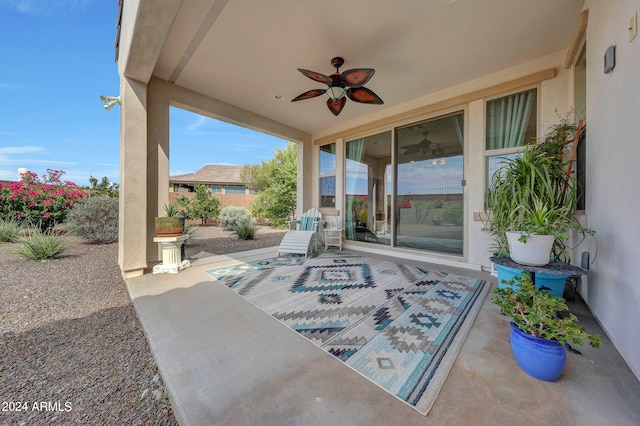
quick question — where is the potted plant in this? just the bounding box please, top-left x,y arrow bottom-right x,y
154,203 -> 185,237
492,273 -> 602,382
484,116 -> 595,294
506,197 -> 574,266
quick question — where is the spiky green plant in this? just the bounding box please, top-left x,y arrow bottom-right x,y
0,217 -> 21,242
163,203 -> 181,217
14,229 -> 68,261
484,115 -> 594,262
231,219 -> 257,240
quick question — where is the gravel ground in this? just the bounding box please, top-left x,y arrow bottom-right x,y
184,223 -> 286,261
0,225 -> 285,425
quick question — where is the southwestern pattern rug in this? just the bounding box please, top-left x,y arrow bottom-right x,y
206,252 -> 488,415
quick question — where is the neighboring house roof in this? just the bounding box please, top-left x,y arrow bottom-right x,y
170,165 -> 245,185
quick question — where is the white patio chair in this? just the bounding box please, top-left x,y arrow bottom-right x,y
277,208 -> 322,257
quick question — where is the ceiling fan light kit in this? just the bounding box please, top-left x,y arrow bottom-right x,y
292,57 -> 383,116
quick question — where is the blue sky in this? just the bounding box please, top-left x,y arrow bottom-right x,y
0,0 -> 289,186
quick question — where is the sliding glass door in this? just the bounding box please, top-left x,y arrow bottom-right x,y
343,112 -> 464,255
394,112 -> 464,254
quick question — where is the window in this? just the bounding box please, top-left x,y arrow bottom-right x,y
225,185 -> 246,194
486,88 -> 537,183
210,185 -> 222,193
319,143 -> 336,208
174,184 -> 194,192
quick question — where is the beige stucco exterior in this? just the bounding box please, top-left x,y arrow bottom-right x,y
116,1 -> 640,379
118,76 -> 310,278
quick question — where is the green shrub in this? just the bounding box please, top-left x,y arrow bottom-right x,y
0,217 -> 20,242
441,204 -> 463,226
14,230 -> 68,260
231,220 -> 257,240
65,196 -> 119,243
220,206 -> 251,231
176,184 -> 220,225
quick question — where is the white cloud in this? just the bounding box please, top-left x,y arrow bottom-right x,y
0,145 -> 44,156
0,158 -> 75,167
0,169 -> 18,180
185,115 -> 207,132
0,0 -> 98,18
0,145 -> 75,175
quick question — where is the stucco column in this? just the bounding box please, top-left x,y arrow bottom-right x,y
297,140 -> 313,215
118,77 -> 149,278
148,78 -> 171,262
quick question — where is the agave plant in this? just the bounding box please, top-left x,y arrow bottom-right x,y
163,203 -> 181,217
515,197 -> 571,239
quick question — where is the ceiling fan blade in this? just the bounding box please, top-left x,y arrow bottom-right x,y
402,144 -> 420,154
291,89 -> 327,102
340,68 -> 374,88
326,97 -> 346,116
347,87 -> 384,104
297,68 -> 332,85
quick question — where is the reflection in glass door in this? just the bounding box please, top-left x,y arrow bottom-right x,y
345,131 -> 392,245
395,112 -> 464,254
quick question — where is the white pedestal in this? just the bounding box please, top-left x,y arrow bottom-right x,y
153,235 -> 191,274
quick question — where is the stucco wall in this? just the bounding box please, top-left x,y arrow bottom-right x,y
311,50 -> 576,271
582,0 -> 640,379
169,191 -> 257,210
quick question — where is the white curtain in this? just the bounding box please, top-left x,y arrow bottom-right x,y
345,139 -> 366,240
486,89 -> 535,150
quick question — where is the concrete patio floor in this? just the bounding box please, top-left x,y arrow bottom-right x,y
126,247 -> 640,426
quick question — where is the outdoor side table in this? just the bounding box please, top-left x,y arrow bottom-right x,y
324,228 -> 343,251
153,235 -> 191,274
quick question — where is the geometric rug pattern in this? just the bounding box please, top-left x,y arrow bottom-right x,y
206,252 -> 488,415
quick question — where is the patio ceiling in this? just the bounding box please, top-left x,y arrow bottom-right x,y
145,0 -> 584,138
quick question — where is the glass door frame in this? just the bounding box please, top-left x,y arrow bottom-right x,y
341,107 -> 467,258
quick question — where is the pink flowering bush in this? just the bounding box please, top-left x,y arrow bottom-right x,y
0,169 -> 88,230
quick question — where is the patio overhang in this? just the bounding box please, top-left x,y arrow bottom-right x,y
115,0 -> 585,278
116,0 -> 640,399
117,0 -> 584,138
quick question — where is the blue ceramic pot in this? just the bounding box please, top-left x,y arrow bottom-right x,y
495,263 -> 569,297
509,322 -> 566,382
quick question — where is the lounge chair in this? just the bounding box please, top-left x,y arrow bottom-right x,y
277,208 -> 322,257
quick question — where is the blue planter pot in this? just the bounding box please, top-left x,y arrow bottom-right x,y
509,322 -> 566,382
495,263 -> 569,297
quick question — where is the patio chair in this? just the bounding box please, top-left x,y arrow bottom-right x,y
277,208 -> 322,257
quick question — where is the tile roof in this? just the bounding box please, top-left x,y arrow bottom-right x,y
170,165 -> 244,184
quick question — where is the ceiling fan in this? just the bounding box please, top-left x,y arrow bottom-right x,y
402,132 -> 432,155
291,57 -> 383,116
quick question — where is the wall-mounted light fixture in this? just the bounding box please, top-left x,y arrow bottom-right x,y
100,95 -> 121,111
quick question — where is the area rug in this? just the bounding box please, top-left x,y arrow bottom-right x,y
206,252 -> 488,415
